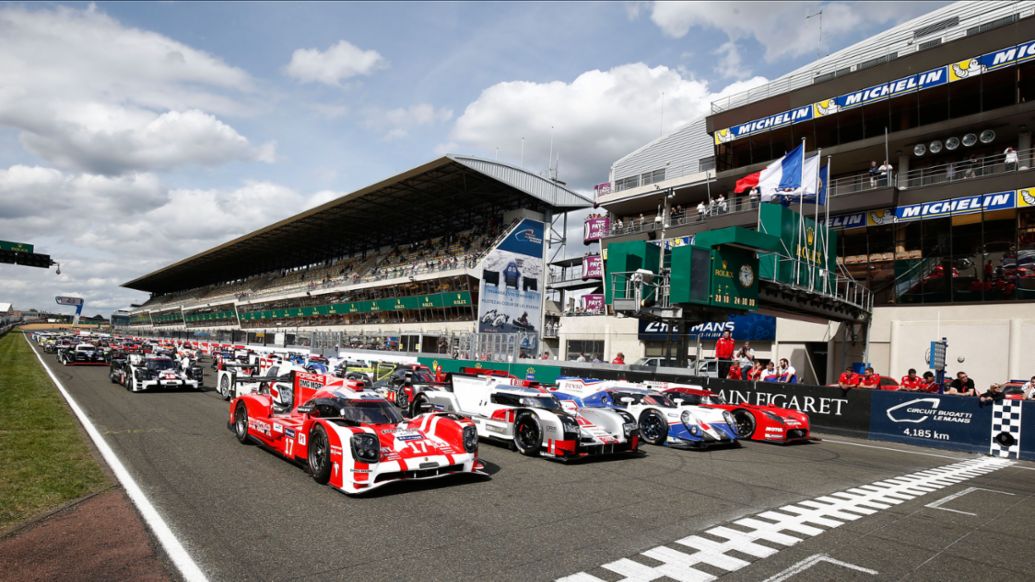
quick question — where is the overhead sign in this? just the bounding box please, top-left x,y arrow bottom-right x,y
714,37 -> 1035,144
582,254 -> 603,280
637,313 -> 776,341
583,216 -> 610,243
55,296 -> 84,306
895,190 -> 1015,221
582,294 -> 605,314
0,240 -> 33,253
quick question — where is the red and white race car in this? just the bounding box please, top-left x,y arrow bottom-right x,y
229,371 -> 484,495
654,383 -> 811,444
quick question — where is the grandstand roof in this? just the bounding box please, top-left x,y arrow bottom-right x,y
123,155 -> 593,294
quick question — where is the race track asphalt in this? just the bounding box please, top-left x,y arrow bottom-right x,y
31,341 -> 1035,582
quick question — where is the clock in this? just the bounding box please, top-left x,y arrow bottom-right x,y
738,264 -> 755,288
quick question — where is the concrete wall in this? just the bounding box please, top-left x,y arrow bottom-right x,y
868,303 -> 1035,385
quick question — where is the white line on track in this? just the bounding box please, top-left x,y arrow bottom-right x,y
26,336 -> 208,582
761,553 -> 878,581
558,455 -> 1011,581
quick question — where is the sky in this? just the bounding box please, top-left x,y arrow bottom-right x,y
0,1 -> 948,316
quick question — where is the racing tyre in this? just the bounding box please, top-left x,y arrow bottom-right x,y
395,387 -> 410,415
513,414 -> 542,457
732,410 -> 756,439
234,403 -> 251,444
411,393 -> 431,416
218,375 -> 231,400
109,370 -> 117,384
307,425 -> 331,485
638,410 -> 669,446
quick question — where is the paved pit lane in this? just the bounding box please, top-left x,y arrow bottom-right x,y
32,343 -> 1035,582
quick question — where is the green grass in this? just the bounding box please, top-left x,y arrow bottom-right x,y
0,332 -> 110,531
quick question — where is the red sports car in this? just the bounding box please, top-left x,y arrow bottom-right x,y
659,384 -> 811,444
229,371 -> 484,494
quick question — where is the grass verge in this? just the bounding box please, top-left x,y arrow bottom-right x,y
0,331 -> 110,531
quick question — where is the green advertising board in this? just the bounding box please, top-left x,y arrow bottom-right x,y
236,291 -> 474,323
708,246 -> 759,310
0,240 -> 33,253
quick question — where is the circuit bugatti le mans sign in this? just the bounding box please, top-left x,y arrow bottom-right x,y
55,296 -> 84,306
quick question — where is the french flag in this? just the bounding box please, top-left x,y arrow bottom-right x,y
758,143 -> 821,203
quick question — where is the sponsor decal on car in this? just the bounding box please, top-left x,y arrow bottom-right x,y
249,418 -> 272,436
284,428 -> 296,438
298,433 -> 306,446
272,423 -> 284,434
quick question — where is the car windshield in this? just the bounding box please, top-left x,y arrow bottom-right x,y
519,396 -> 562,412
340,400 -> 404,425
147,359 -> 176,371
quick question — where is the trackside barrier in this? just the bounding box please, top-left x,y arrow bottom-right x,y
420,357 -> 1033,460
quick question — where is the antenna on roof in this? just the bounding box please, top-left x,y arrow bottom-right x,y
548,125 -> 555,178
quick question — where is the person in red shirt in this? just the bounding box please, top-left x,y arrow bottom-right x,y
900,368 -> 922,391
715,330 -> 735,378
611,352 -> 625,365
727,363 -> 743,380
746,361 -> 764,381
837,366 -> 860,389
859,367 -> 881,389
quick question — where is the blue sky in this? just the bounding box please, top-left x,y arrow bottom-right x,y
0,1 -> 948,315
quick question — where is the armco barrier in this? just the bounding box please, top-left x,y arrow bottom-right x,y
418,356 -> 1031,459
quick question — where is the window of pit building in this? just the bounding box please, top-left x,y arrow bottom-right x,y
565,340 -> 604,362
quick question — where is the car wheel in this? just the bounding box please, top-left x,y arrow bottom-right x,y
638,410 -> 669,446
411,393 -> 431,417
109,370 -> 117,384
513,414 -> 542,456
234,403 -> 250,444
395,387 -> 409,413
307,425 -> 331,485
732,409 -> 756,439
218,375 -> 230,400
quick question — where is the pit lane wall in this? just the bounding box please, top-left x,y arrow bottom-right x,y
419,357 -> 1033,461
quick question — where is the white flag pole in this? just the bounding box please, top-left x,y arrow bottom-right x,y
811,148 -> 822,292
824,155 -> 833,294
796,138 -> 806,286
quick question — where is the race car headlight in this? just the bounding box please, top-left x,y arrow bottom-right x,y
680,410 -> 693,425
350,434 -> 380,463
559,414 -> 579,438
462,425 -> 478,452
689,424 -> 700,435
762,410 -> 785,424
722,411 -> 735,427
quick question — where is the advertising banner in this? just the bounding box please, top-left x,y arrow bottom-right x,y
869,391 -> 993,454
593,182 -> 612,197
583,216 -> 610,243
582,254 -> 603,280
582,294 -> 605,314
637,313 -> 776,341
715,37 -> 1035,144
478,218 -> 545,340
895,190 -> 1015,221
55,296 -> 84,306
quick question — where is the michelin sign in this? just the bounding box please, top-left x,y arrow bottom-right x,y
716,38 -> 1035,144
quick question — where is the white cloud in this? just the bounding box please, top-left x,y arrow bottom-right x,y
448,63 -> 767,186
0,5 -> 267,174
714,41 -> 749,79
285,39 -> 388,86
0,164 -> 344,314
367,103 -> 453,140
649,1 -> 938,62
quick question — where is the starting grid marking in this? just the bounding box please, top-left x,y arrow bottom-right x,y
559,456 -> 1011,582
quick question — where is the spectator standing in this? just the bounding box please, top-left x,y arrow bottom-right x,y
838,366 -> 860,389
736,345 -> 754,377
727,364 -> 743,380
611,352 -> 625,365
575,353 -> 587,362
749,187 -> 760,208
1004,146 -> 1019,172
947,371 -> 976,395
777,358 -> 797,383
858,367 -> 881,389
964,154 -> 979,178
714,330 -> 736,378
878,160 -> 893,186
868,161 -> 879,187
697,201 -> 706,221
900,368 -> 922,391
717,194 -> 728,213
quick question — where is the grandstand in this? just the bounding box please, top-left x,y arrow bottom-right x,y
122,155 -> 592,354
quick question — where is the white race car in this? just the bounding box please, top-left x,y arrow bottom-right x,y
552,379 -> 739,448
422,374 -> 640,460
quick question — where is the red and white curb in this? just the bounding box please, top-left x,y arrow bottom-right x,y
559,456 -> 1011,582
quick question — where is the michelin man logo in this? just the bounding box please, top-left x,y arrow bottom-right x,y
1020,188 -> 1035,207
869,209 -> 893,226
950,58 -> 985,81
813,99 -> 840,117
714,128 -> 733,144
